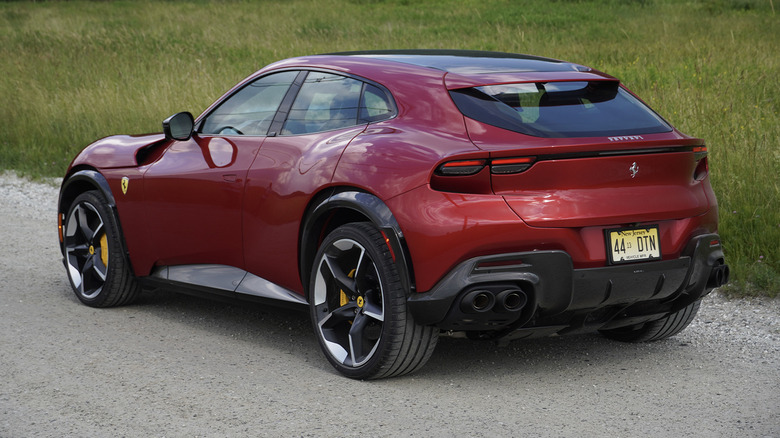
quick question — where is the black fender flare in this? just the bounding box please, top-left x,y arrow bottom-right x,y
299,189 -> 416,298
58,169 -> 134,273
59,169 -> 117,214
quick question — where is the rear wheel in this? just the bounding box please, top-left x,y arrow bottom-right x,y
63,190 -> 140,307
600,300 -> 701,342
309,223 -> 438,379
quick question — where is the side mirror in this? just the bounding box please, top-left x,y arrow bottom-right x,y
163,112 -> 194,141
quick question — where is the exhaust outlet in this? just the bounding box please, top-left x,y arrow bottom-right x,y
707,264 -> 731,288
496,289 -> 527,313
460,290 -> 495,313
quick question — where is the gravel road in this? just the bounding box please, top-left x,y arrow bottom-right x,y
1,171 -> 778,437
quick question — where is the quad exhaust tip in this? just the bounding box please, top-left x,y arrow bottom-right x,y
460,288 -> 527,313
497,289 -> 527,312
707,264 -> 730,288
460,290 -> 495,313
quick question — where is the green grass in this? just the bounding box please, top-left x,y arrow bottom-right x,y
1,0 -> 777,296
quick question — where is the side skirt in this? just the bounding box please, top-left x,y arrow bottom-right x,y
143,264 -> 308,306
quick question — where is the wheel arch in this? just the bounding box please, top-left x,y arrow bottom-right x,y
299,187 -> 416,299
58,167 -> 135,275
59,167 -> 117,216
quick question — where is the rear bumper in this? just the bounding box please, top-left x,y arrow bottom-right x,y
407,233 -> 727,335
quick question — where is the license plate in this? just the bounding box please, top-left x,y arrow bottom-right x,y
606,225 -> 662,265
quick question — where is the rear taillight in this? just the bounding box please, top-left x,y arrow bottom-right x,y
693,146 -> 709,180
435,156 -> 536,177
490,157 -> 536,174
436,159 -> 487,176
432,156 -> 536,194
431,164 -> 491,194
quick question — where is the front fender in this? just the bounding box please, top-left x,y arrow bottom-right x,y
70,133 -> 166,169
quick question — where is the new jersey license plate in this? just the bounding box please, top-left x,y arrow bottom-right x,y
606,225 -> 662,265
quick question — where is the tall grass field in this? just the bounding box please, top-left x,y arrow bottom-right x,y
1,0 -> 777,296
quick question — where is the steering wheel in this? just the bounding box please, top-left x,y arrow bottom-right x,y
217,126 -> 243,135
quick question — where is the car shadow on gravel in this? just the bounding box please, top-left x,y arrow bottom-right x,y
57,284 -> 690,380
420,333 -> 674,379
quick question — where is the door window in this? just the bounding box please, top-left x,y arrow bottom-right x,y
282,72 -> 364,135
201,71 -> 298,136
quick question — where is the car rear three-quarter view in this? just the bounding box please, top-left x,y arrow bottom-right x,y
58,50 -> 729,379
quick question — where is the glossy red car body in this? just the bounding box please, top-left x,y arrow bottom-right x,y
59,50 -> 728,378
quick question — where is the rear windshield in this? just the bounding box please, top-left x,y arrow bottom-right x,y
449,81 -> 672,138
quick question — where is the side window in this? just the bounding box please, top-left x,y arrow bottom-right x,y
282,72 -> 363,135
201,71 -> 298,136
359,84 -> 394,123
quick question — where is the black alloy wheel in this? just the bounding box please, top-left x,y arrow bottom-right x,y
63,190 -> 140,307
309,223 -> 438,379
599,300 -> 701,342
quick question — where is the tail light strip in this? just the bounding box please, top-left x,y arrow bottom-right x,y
438,159 -> 487,175
436,145 -> 707,177
437,157 -> 536,176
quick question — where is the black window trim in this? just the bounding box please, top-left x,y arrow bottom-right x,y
275,68 -> 398,137
196,68 -> 398,138
267,70 -> 308,137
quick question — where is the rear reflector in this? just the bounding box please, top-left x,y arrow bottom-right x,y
476,258 -> 526,271
380,230 -> 396,262
58,214 -> 63,243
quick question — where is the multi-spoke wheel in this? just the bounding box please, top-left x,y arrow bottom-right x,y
309,223 -> 438,379
63,190 -> 140,307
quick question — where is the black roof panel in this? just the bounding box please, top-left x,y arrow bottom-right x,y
328,50 -> 589,74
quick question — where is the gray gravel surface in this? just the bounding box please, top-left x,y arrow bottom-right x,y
1,171 -> 779,437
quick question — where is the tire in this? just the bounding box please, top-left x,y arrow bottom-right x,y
62,190 -> 140,307
599,300 -> 701,342
309,223 -> 438,379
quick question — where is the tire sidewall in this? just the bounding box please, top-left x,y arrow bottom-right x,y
308,223 -> 407,379
64,190 -> 126,307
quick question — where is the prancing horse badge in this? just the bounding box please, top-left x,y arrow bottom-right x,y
629,162 -> 639,178
121,177 -> 129,194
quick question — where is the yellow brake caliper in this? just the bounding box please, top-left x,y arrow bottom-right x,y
340,269 -> 357,322
99,233 -> 109,267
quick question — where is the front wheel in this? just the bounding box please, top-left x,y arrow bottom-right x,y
63,190 -> 140,307
599,301 -> 701,342
309,223 -> 438,379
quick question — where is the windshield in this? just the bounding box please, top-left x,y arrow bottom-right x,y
449,81 -> 672,138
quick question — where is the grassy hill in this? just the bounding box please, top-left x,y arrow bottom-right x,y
1,0 -> 777,296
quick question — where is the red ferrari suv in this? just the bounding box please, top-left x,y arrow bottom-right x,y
59,50 -> 729,379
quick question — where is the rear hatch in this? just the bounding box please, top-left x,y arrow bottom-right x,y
440,76 -> 712,228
